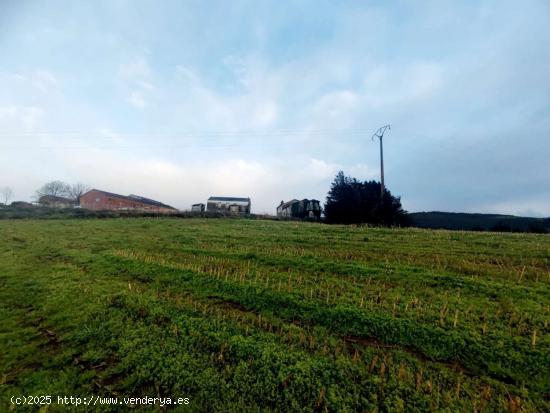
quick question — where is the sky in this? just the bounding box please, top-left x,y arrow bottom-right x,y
0,0 -> 549,216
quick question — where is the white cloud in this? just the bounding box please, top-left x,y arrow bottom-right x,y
363,61 -> 444,107
119,58 -> 154,109
0,72 -> 27,82
99,128 -> 124,144
309,158 -> 378,182
175,65 -> 199,82
0,105 -> 18,118
0,105 -> 45,130
172,61 -> 280,130
306,90 -> 359,128
31,70 -> 59,93
253,100 -> 278,126
309,158 -> 340,179
127,91 -> 146,108
0,70 -> 59,95
118,58 -> 151,80
138,80 -> 154,91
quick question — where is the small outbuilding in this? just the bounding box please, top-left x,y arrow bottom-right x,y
277,199 -> 321,220
191,203 -> 205,212
10,201 -> 34,208
207,196 -> 251,215
38,195 -> 75,208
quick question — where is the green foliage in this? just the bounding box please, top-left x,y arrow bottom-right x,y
324,171 -> 408,225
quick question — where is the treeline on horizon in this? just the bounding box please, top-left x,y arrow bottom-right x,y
0,202 -> 548,233
0,172 -> 548,233
322,172 -> 548,233
410,211 -> 550,233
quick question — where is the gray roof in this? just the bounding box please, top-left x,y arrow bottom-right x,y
278,199 -> 319,209
208,196 -> 250,203
84,189 -> 175,209
38,195 -> 74,203
128,194 -> 174,209
279,199 -> 299,208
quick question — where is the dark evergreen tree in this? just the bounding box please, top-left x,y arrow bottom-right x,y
324,171 -> 409,225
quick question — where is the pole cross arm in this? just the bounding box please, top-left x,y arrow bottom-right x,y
372,124 -> 391,141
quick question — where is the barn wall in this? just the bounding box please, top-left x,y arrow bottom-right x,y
207,200 -> 250,214
276,199 -> 321,219
80,190 -> 173,212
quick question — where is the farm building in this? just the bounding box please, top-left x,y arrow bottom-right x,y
79,189 -> 175,212
277,199 -> 321,220
191,203 -> 205,212
10,201 -> 34,208
38,195 -> 76,208
207,196 -> 251,215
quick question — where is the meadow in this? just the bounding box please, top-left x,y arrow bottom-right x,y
0,218 -> 548,412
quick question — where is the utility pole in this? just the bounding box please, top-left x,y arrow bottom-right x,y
372,125 -> 391,199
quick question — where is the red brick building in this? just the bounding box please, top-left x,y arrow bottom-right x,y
80,189 -> 175,213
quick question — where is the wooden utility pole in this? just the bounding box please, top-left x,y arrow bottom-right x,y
372,125 -> 391,199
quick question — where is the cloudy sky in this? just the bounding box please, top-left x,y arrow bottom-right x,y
1,0 -> 549,215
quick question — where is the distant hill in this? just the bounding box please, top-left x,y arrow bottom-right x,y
409,211 -> 550,233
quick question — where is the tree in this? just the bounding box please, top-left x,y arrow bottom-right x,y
324,171 -> 409,226
35,181 -> 90,204
67,182 -> 90,204
35,181 -> 70,199
0,186 -> 13,206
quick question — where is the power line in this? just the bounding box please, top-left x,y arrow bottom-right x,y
0,128 -> 377,149
0,128 -> 373,137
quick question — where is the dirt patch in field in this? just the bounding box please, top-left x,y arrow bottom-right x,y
37,328 -> 62,354
219,299 -> 249,312
344,335 -> 400,349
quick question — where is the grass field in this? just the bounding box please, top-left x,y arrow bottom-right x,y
1,218 -> 549,412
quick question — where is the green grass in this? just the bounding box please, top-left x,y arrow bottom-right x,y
0,218 -> 548,412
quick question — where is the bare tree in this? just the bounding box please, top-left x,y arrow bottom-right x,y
0,186 -> 13,205
67,182 -> 90,204
35,181 -> 70,200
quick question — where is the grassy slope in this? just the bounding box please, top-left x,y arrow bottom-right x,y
0,218 -> 548,412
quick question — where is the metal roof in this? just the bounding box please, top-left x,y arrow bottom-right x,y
84,189 -> 175,209
38,195 -> 74,203
208,196 -> 250,203
128,194 -> 173,208
278,199 -> 320,209
278,199 -> 299,209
